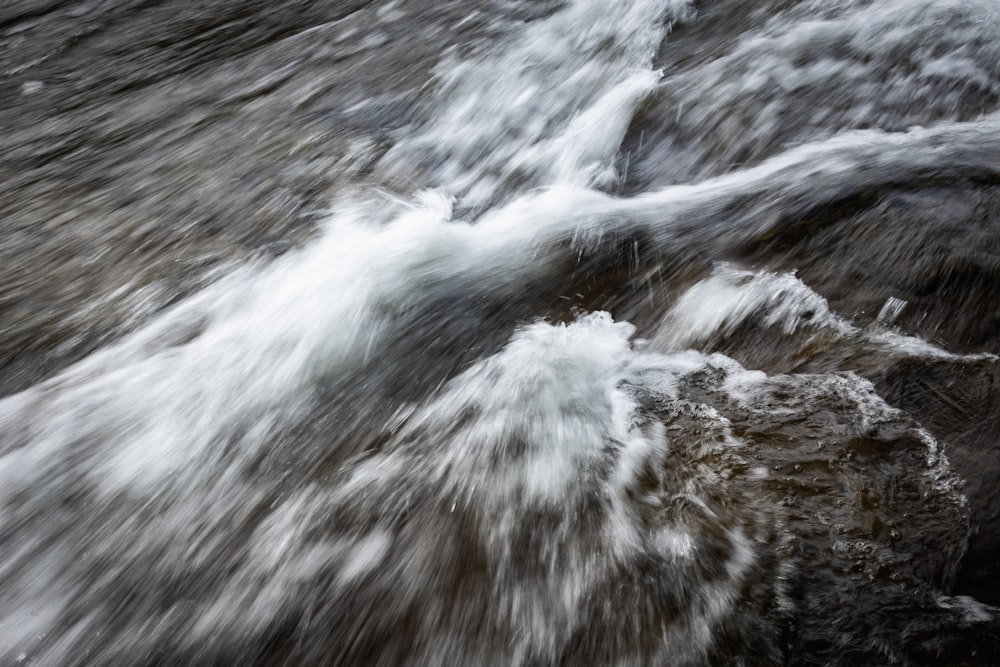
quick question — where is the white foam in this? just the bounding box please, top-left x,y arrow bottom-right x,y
397,311 -> 637,505
654,264 -> 851,351
876,296 -> 907,325
652,264 -> 997,365
383,0 -> 692,202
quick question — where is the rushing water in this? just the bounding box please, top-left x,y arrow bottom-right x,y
2,0 -> 1000,664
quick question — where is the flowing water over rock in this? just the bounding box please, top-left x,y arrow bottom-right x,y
2,0 -> 1000,664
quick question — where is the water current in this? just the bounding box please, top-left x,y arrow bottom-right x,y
2,0 -> 1000,664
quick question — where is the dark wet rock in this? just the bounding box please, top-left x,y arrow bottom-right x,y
737,184 -> 1000,353
872,358 -> 1000,607
675,363 -> 995,665
701,177 -> 1000,607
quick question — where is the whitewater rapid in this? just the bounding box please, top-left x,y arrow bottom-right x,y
2,0 -> 1000,664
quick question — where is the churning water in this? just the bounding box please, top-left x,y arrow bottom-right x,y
2,0 -> 1000,664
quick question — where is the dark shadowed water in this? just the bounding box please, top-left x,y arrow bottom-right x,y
2,1 -> 1000,665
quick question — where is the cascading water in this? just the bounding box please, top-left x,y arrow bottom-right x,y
2,0 -> 1000,664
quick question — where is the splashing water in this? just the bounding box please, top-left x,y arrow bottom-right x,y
2,0 -> 1000,664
